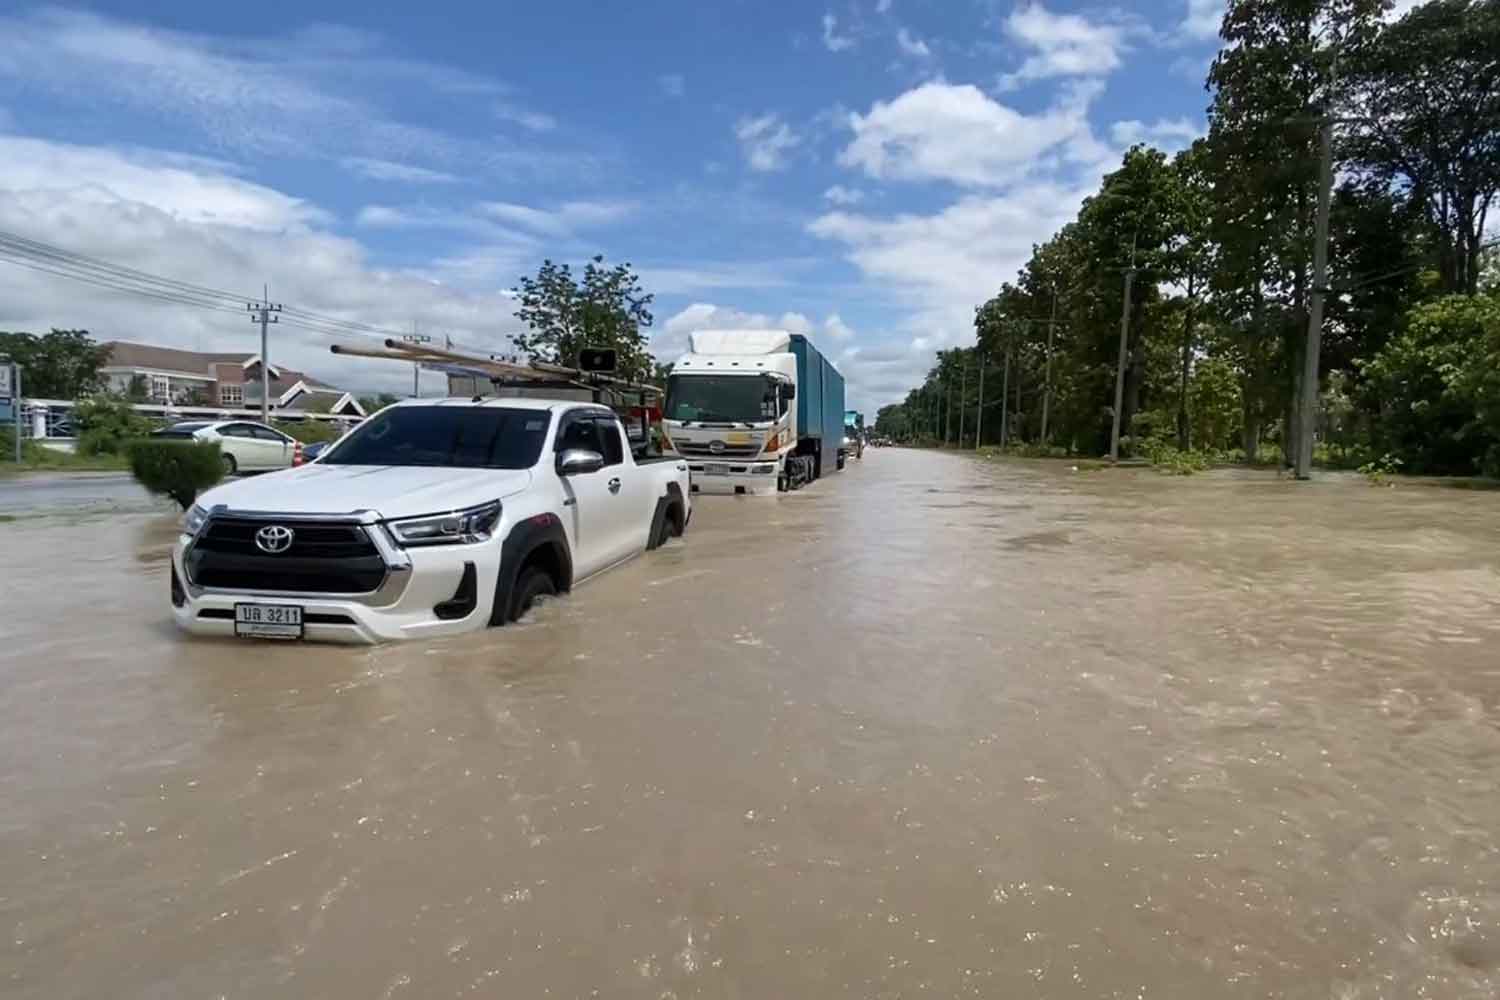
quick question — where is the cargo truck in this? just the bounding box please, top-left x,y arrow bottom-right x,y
663,329 -> 846,494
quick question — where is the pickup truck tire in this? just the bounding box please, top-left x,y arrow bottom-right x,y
509,566 -> 557,621
647,495 -> 686,550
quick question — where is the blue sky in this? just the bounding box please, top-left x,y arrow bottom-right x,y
0,1 -> 1230,406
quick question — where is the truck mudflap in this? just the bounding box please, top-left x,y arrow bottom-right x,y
489,513 -> 573,626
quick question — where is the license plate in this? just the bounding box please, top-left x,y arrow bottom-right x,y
703,463 -> 729,476
234,603 -> 304,639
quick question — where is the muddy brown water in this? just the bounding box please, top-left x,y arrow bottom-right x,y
4,449 -> 1500,998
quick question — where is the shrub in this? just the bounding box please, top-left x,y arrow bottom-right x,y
273,420 -> 341,444
127,439 -> 224,509
75,395 -> 155,456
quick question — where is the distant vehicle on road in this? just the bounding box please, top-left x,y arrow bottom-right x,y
171,398 -> 692,644
664,329 -> 845,494
299,439 -> 331,464
152,420 -> 300,475
843,410 -> 865,461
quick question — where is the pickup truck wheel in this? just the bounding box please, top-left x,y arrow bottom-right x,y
509,566 -> 557,622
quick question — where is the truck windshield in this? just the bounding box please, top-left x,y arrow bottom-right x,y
665,374 -> 780,424
319,406 -> 549,469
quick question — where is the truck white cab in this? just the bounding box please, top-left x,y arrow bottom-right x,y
663,329 -> 845,495
170,398 -> 691,644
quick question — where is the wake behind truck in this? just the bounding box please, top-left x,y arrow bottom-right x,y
663,329 -> 845,495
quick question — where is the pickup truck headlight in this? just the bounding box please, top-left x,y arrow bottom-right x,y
386,500 -> 502,547
183,503 -> 209,536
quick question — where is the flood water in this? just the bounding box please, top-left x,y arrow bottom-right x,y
4,448 -> 1500,999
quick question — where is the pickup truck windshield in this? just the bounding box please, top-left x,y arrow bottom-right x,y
666,374 -> 780,424
320,406 -> 549,469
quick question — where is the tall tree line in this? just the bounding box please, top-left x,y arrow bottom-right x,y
876,0 -> 1500,476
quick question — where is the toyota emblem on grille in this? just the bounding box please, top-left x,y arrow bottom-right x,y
255,524 -> 295,554
708,441 -> 725,454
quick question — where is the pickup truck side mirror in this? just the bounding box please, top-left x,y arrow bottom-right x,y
557,448 -> 605,476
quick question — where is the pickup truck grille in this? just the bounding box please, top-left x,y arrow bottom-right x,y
674,441 -> 763,458
187,517 -> 387,594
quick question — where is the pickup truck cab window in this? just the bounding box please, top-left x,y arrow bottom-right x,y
555,413 -> 605,456
321,405 -> 549,469
593,416 -> 625,467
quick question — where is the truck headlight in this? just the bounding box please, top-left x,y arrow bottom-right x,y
183,503 -> 209,536
385,500 -> 502,547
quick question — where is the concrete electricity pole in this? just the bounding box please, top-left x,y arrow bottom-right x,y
248,287 -> 281,424
1000,343 -> 1011,448
975,353 -> 985,450
1296,79 -> 1337,481
1040,285 -> 1059,442
1108,234 -> 1138,462
958,357 -> 968,448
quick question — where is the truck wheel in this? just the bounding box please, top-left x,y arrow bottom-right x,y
509,566 -> 556,622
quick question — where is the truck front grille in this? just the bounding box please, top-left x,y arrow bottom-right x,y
187,517 -> 387,594
674,441 -> 763,458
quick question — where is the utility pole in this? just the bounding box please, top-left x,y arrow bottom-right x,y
945,375 -> 953,446
1041,285 -> 1058,442
958,357 -> 968,448
248,287 -> 281,424
404,327 -> 433,398
975,353 -> 985,450
1297,78 -> 1337,481
1109,234 -> 1138,461
1000,343 -> 1011,448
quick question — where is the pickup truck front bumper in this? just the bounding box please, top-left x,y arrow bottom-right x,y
170,511 -> 505,644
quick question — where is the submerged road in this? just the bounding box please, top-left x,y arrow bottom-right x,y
3,448 -> 1500,998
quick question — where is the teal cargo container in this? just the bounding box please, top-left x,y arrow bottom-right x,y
790,334 -> 845,478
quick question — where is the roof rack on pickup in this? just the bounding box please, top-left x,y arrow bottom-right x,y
329,339 -> 663,452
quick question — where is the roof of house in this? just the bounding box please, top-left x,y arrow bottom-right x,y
102,341 -> 340,393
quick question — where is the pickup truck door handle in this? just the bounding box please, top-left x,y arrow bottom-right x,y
607,477 -> 622,494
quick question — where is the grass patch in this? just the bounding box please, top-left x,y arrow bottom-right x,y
0,449 -> 130,478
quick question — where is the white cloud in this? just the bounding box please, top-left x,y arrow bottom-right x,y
659,73 -> 686,98
1110,117 -> 1203,152
0,8 -> 580,180
0,136 -> 324,231
1178,0 -> 1223,40
356,198 -> 636,239
1386,0 -> 1424,19
999,4 -> 1129,88
822,13 -> 856,52
839,80 -> 1100,187
0,137 -> 523,396
735,113 -> 802,172
340,157 -> 461,184
823,185 -> 866,205
493,101 -> 557,133
896,28 -> 931,58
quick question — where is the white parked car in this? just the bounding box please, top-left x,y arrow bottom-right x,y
170,398 -> 692,643
152,420 -> 300,475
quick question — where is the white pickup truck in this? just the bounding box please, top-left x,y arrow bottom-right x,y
170,398 -> 691,643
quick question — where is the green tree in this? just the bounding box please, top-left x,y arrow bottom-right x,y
1362,294 -> 1500,474
75,395 -> 155,456
1344,0 -> 1500,295
357,392 -> 402,413
0,329 -> 109,399
513,255 -> 657,383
